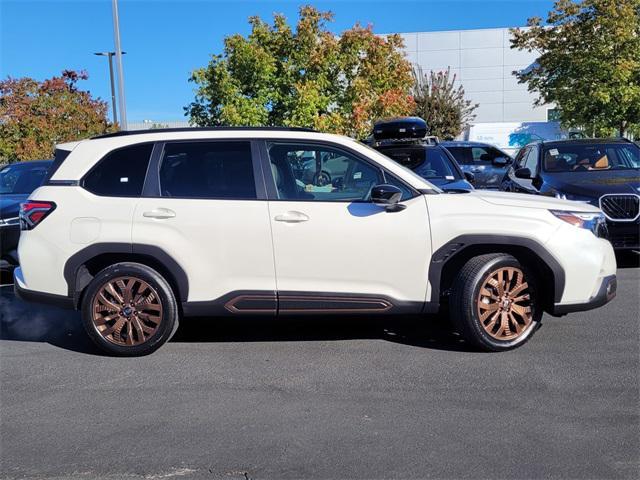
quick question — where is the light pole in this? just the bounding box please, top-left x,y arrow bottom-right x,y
94,51 -> 126,125
112,0 -> 127,130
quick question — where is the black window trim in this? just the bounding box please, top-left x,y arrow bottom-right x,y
141,139 -> 267,201
257,139 -> 420,203
81,141 -> 156,198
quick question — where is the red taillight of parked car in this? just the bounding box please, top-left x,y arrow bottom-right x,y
20,201 -> 56,230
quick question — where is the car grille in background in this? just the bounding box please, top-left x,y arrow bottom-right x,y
609,233 -> 640,249
599,194 -> 640,221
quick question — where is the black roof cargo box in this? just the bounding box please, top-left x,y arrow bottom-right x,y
372,117 -> 427,140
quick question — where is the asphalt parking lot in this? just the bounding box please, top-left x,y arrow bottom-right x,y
0,256 -> 638,480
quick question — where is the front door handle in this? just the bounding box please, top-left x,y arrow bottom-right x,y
143,208 -> 176,219
274,211 -> 309,223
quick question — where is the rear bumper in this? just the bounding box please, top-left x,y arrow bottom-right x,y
552,274 -> 617,316
13,267 -> 74,310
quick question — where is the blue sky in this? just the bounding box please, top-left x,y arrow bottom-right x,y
1,0 -> 554,122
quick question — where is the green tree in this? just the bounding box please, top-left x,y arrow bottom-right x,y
412,66 -> 478,139
0,70 -> 110,162
185,5 -> 415,139
511,0 -> 640,137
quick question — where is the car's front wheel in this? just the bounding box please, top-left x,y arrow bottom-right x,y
81,262 -> 179,356
450,253 -> 541,351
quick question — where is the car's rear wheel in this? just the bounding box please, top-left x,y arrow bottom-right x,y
81,262 -> 179,356
450,253 -> 541,351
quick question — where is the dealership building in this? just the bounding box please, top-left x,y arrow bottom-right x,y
398,27 -> 552,123
396,26 -> 560,151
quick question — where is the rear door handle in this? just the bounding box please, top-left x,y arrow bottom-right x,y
143,208 -> 176,219
274,211 -> 309,223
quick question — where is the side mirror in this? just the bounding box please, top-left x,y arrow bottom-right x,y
463,171 -> 475,184
371,184 -> 405,211
514,167 -> 533,179
493,156 -> 509,166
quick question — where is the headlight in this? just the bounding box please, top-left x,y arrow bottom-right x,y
550,210 -> 608,237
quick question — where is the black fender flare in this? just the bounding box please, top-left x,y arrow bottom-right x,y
429,234 -> 565,303
63,243 -> 189,306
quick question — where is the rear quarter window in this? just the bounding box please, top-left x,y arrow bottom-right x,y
83,143 -> 153,197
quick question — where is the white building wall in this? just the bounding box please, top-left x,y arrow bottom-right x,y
397,27 -> 552,123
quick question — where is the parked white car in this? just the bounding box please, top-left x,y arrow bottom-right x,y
14,128 -> 617,355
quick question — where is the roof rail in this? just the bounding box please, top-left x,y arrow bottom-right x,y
91,126 -> 316,139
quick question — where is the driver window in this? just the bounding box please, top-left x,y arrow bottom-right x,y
267,143 -> 383,201
471,147 -> 494,164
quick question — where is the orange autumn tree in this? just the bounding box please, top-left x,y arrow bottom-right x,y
0,70 -> 110,162
186,5 -> 415,139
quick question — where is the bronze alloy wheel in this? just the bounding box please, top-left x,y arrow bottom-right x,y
92,276 -> 163,346
476,266 -> 533,341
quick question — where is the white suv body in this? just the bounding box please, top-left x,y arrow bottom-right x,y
14,128 -> 617,355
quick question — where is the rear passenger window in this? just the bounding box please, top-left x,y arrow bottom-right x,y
159,141 -> 256,199
444,147 -> 472,165
84,143 -> 153,197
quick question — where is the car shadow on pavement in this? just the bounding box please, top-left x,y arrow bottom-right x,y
171,314 -> 471,352
0,285 -> 471,355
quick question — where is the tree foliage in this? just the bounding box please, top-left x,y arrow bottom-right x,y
412,66 -> 478,139
0,70 -> 110,162
511,0 -> 640,137
185,5 -> 415,139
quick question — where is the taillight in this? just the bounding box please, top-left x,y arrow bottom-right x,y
20,201 -> 56,230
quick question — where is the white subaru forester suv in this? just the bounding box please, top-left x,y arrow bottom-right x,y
15,128 -> 617,356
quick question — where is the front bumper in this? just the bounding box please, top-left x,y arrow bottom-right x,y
552,274 -> 617,315
13,267 -> 74,309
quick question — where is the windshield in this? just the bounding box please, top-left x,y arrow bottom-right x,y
0,163 -> 50,194
543,143 -> 640,173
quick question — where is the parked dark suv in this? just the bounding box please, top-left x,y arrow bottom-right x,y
368,118 -> 474,191
441,141 -> 512,189
0,160 -> 52,269
500,138 -> 640,250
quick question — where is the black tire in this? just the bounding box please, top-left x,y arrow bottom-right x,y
81,262 -> 179,356
450,253 -> 542,351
